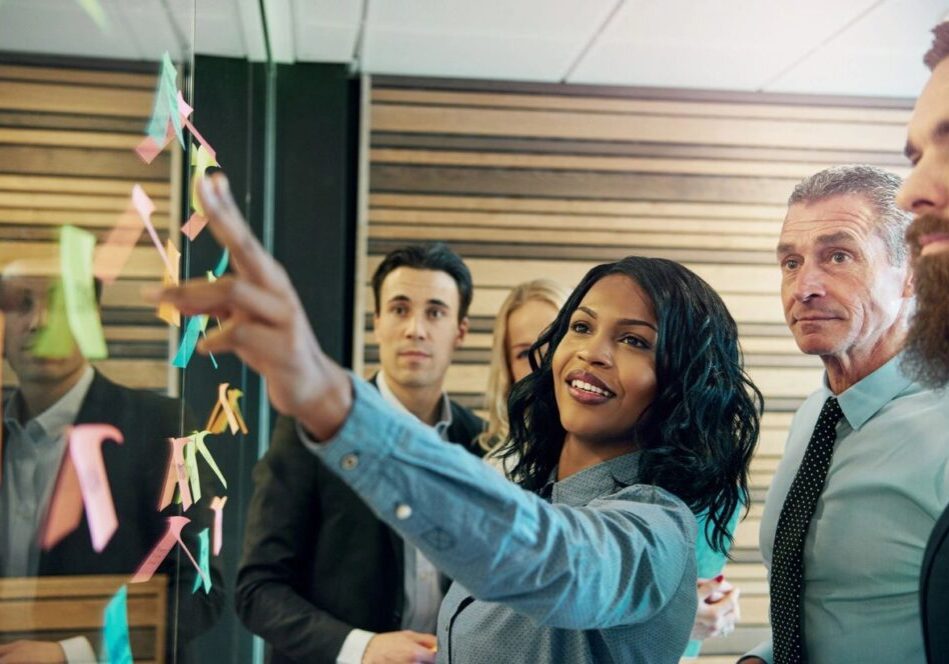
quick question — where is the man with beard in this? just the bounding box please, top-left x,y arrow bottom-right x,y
894,21 -> 949,662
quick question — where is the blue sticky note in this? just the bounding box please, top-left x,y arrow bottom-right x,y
172,315 -> 207,368
101,585 -> 133,664
212,248 -> 229,278
192,528 -> 211,594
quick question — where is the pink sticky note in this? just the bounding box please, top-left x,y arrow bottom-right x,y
69,424 -> 124,552
181,213 -> 208,241
94,208 -> 145,284
39,454 -> 84,550
177,91 -> 217,160
134,124 -> 174,165
158,436 -> 193,511
132,185 -> 173,276
131,515 -> 208,587
210,496 -> 227,556
177,91 -> 193,119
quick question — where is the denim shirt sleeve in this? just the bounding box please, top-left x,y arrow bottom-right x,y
299,374 -> 694,631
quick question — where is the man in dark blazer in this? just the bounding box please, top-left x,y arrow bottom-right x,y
895,23 -> 949,663
235,244 -> 484,664
0,265 -> 223,663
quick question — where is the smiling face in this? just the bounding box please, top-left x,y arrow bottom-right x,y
506,298 -> 559,385
551,274 -> 658,450
777,194 -> 911,367
373,266 -> 468,392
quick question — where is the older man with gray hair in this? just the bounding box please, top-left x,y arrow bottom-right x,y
740,165 -> 949,664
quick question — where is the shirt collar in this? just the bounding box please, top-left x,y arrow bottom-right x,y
376,370 -> 453,434
547,452 -> 642,507
821,353 -> 916,431
4,365 -> 95,440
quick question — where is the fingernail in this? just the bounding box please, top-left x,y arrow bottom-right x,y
200,177 -> 218,208
714,574 -> 725,583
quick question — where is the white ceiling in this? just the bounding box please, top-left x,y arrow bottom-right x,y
0,0 -> 943,98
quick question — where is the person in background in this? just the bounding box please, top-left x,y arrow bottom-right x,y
893,21 -> 949,663
0,260 -> 223,664
160,176 -> 763,663
235,243 -> 484,664
741,165 -> 949,664
482,278 -> 743,659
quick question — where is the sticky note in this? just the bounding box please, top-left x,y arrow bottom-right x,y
94,207 -> 144,284
158,436 -> 193,511
212,248 -> 229,278
135,123 -> 174,165
101,585 -> 133,664
191,528 -> 211,594
144,53 -> 183,149
69,424 -> 123,552
76,0 -> 110,33
171,314 -> 207,368
190,145 -> 219,216
210,496 -> 226,555
157,239 -> 181,327
181,212 -> 208,241
60,226 -> 107,359
206,383 -> 248,435
132,185 -> 174,277
31,280 -> 76,358
195,431 -> 226,489
39,451 -> 83,549
131,516 -> 207,588
179,92 -> 217,160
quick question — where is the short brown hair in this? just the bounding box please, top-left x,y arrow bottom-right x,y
924,22 -> 949,70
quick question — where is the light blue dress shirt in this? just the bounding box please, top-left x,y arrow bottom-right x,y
302,375 -> 698,663
746,355 -> 949,663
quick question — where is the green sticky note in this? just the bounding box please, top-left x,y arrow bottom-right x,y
60,225 -> 107,359
101,585 -> 133,664
192,528 -> 211,594
31,280 -> 76,358
146,52 -> 183,148
184,435 -> 201,505
195,431 -> 227,490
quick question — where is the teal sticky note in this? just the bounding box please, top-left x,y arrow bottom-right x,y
172,314 -> 207,368
212,248 -> 229,278
31,280 -> 76,358
60,225 -> 108,359
101,585 -> 133,664
145,52 -> 183,148
192,528 -> 211,594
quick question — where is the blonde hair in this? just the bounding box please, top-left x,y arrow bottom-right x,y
478,279 -> 568,453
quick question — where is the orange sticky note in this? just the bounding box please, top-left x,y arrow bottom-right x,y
130,515 -> 208,587
39,451 -> 84,550
181,213 -> 208,241
205,383 -> 248,435
69,424 -> 123,552
158,436 -> 193,511
157,239 -> 180,327
93,206 -> 144,285
210,496 -> 226,556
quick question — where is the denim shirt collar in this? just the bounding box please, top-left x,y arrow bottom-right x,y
821,353 -> 917,431
543,452 -> 642,507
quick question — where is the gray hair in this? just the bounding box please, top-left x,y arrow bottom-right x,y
787,164 -> 912,265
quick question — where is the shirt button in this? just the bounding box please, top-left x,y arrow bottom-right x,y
340,453 -> 359,470
395,504 -> 412,520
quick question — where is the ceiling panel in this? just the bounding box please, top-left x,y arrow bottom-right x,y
764,0 -> 945,97
361,0 -> 617,80
290,0 -> 360,62
567,0 -> 885,90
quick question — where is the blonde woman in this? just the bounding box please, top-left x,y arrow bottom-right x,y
481,278 -> 743,659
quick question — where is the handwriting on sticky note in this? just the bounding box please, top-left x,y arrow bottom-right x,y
60,225 -> 107,359
157,239 -> 181,327
101,585 -> 133,664
94,207 -> 144,284
69,424 -> 123,552
192,528 -> 211,594
131,516 -> 208,587
206,383 -> 248,435
210,496 -> 226,555
39,453 -> 83,550
158,436 -> 193,511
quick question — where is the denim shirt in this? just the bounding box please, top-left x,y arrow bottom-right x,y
301,375 -> 698,663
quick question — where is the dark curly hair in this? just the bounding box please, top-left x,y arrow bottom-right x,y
500,256 -> 763,553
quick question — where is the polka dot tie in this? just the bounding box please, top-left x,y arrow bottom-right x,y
770,396 -> 844,664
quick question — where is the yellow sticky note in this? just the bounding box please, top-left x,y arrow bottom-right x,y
32,280 -> 77,358
157,239 -> 181,327
190,145 -> 219,216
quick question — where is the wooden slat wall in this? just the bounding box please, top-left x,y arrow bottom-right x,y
363,76 -> 913,659
0,62 -> 175,395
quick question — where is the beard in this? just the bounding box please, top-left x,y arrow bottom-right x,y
903,214 -> 949,389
